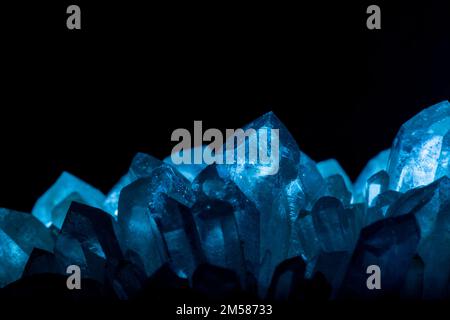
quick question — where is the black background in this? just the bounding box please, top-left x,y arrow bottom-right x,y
1,0 -> 450,317
1,1 -> 449,214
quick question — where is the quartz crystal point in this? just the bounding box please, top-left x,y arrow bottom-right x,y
365,170 -> 389,207
215,112 -> 325,294
32,172 -> 106,229
0,209 -> 54,287
353,149 -> 390,201
104,153 -> 162,216
117,166 -> 200,279
192,165 -> 260,279
388,100 -> 450,192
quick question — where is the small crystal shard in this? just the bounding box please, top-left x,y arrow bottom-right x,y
365,170 -> 389,207
353,149 -> 390,201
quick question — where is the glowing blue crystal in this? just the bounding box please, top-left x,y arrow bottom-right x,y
353,149 -> 390,201
388,100 -> 450,192
215,112 -> 325,294
116,182 -> 167,277
192,165 -> 260,278
365,170 -> 389,207
32,172 -> 106,229
117,166 -> 199,278
4,102 -> 450,299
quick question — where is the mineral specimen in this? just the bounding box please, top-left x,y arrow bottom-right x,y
0,100 -> 450,301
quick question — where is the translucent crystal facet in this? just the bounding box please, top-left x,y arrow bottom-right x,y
388,101 -> 450,192
32,172 -> 106,229
353,149 -> 390,200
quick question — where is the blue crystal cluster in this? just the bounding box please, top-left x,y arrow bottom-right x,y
1,100 -> 450,300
